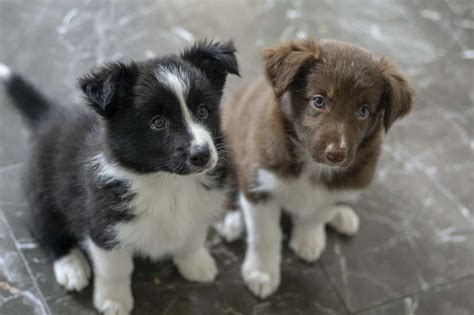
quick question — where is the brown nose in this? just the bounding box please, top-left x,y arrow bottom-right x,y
325,146 -> 347,164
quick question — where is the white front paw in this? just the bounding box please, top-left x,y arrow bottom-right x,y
329,205 -> 360,236
290,226 -> 326,263
53,248 -> 91,292
174,248 -> 218,283
93,278 -> 133,315
242,255 -> 280,299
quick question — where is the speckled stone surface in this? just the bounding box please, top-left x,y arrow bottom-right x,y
0,0 -> 473,314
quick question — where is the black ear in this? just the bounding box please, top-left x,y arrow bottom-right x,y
78,61 -> 138,117
181,40 -> 240,92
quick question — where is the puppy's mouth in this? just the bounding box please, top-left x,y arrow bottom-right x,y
187,156 -> 218,174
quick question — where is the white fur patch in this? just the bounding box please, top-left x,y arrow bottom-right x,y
53,248 -> 91,292
341,135 -> 348,149
0,63 -> 13,81
155,65 -> 190,99
90,154 -> 129,184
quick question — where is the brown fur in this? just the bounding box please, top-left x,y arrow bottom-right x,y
222,38 -> 413,203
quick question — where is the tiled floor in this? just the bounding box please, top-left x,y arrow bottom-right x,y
0,0 -> 473,314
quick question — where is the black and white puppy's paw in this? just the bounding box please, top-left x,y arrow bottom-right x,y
53,248 -> 91,292
93,278 -> 133,315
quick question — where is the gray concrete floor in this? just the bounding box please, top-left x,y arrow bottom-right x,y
0,0 -> 473,314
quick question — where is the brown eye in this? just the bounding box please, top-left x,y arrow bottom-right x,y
150,116 -> 168,130
357,105 -> 370,120
197,104 -> 209,119
311,95 -> 326,109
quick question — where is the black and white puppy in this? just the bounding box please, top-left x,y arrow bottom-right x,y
0,40 -> 238,315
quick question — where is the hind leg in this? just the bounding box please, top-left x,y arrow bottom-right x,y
32,207 -> 91,291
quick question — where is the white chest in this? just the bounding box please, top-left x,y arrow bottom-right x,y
255,164 -> 358,219
115,174 -> 223,259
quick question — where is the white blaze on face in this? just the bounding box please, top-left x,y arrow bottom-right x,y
338,122 -> 347,150
340,134 -> 348,150
154,66 -> 218,169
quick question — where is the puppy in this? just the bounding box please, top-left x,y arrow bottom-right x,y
0,40 -> 238,314
218,38 -> 412,298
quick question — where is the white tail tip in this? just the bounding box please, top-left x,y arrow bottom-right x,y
0,63 -> 13,81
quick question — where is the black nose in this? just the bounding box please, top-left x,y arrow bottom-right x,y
189,145 -> 211,167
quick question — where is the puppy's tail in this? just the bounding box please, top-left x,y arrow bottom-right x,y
0,63 -> 51,127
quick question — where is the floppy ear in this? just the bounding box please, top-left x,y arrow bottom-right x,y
181,40 -> 239,92
78,61 -> 138,117
379,57 -> 413,131
263,38 -> 320,96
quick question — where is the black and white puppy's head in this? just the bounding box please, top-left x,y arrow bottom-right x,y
79,40 -> 239,175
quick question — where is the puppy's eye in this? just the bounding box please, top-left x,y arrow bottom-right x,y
150,116 -> 168,130
311,95 -> 326,109
197,104 -> 209,119
356,105 -> 370,120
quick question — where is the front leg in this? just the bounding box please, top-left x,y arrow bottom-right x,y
87,239 -> 134,315
173,226 -> 217,283
241,195 -> 282,299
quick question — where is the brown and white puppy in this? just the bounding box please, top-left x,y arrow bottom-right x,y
217,38 -> 413,298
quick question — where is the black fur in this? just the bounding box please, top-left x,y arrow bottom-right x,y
2,40 -> 239,257
181,39 -> 239,92
2,72 -> 51,126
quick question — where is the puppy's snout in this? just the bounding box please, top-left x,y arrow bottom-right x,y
324,145 -> 347,164
189,145 -> 211,167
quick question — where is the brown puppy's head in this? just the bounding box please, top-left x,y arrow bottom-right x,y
263,38 -> 413,169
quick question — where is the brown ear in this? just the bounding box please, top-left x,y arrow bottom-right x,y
262,38 -> 320,96
379,57 -> 413,131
